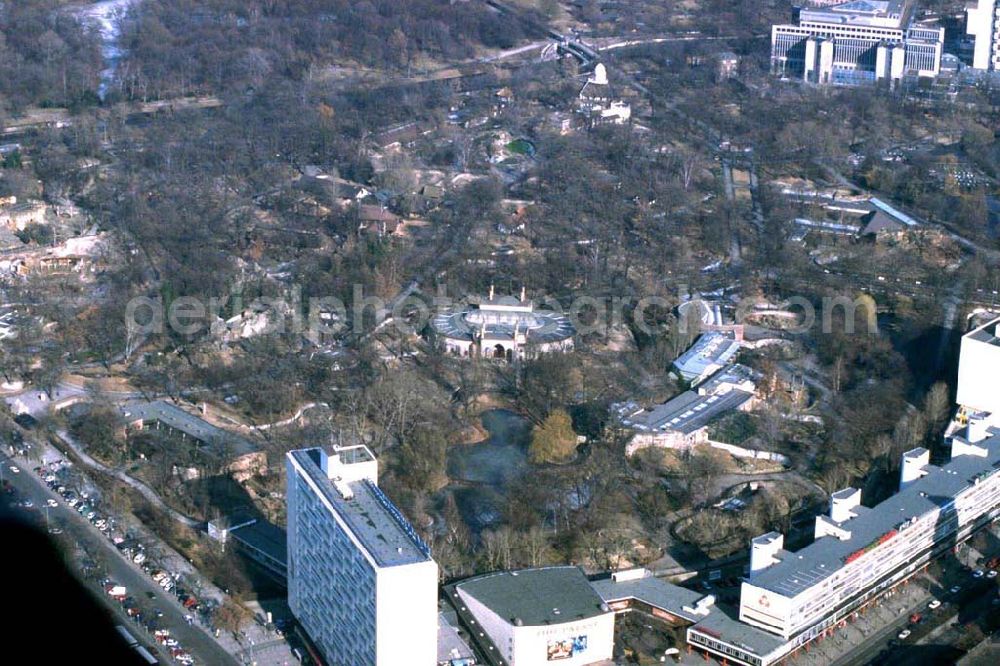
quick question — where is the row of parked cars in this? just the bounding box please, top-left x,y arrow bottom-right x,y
102,579 -> 195,665
34,462 -> 114,534
31,461 -> 199,665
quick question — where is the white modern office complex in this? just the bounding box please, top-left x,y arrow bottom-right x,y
967,0 -> 1000,71
771,0 -> 943,85
286,444 -> 439,666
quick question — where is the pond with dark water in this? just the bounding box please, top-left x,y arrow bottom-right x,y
446,409 -> 531,532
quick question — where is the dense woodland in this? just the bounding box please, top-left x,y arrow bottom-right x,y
0,1 -> 103,111
113,0 -> 538,100
1,0 -> 999,584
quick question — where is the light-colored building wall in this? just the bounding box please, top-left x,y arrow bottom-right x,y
376,561 -> 439,666
956,318 -> 1000,415
456,587 -> 614,666
967,0 -> 1000,70
287,449 -> 438,666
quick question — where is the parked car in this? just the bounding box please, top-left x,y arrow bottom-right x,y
897,629 -> 911,640
46,499 -> 57,508
8,465 -> 19,474
973,570 -> 985,578
928,599 -> 941,610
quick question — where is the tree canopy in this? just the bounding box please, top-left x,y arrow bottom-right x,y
528,409 -> 577,464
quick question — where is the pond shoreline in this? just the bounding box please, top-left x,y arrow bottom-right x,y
444,408 -> 532,532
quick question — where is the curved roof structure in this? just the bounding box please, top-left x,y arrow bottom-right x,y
431,298 -> 575,344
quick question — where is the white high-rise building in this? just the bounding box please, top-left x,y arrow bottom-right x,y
286,445 -> 438,666
956,316 -> 1000,416
967,0 -> 1000,70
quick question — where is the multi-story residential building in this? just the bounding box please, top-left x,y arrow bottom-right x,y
286,445 -> 439,666
683,427 -> 1000,666
771,0 -> 943,85
957,316 -> 1000,416
967,0 -> 1000,70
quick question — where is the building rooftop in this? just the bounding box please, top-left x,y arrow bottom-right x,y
800,0 -> 912,29
590,573 -> 707,622
965,317 -> 1000,346
751,430 -> 1000,598
673,332 -> 742,382
860,210 -> 907,235
689,603 -> 788,659
229,518 -> 288,567
289,448 -> 432,568
437,612 -> 476,664
793,218 -> 862,235
697,363 -> 759,395
431,301 -> 574,344
868,197 -> 918,227
121,400 -> 259,458
453,566 -> 609,626
622,388 -> 753,435
3,201 -> 46,214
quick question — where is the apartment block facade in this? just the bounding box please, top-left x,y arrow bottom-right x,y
967,0 -> 1000,71
286,445 -> 438,666
687,429 -> 1000,666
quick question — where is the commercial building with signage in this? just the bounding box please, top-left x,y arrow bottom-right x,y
448,567 -> 614,666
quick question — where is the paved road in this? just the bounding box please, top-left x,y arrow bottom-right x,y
0,452 -> 238,666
